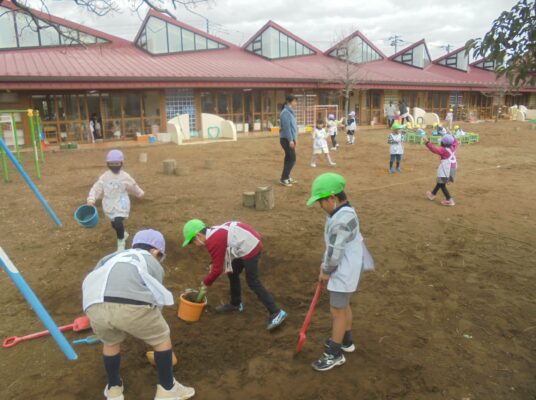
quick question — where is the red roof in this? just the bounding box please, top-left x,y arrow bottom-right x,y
0,3 -> 533,92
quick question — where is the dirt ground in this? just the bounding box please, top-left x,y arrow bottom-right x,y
0,120 -> 535,400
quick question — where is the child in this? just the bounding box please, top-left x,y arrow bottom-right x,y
346,111 -> 357,145
311,119 -> 336,167
182,219 -> 287,331
306,172 -> 373,372
445,108 -> 454,130
425,134 -> 459,206
327,114 -> 339,151
453,125 -> 466,138
82,229 -> 195,400
87,149 -> 144,252
388,123 -> 404,173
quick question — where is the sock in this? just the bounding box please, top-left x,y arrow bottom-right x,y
389,161 -> 393,169
103,354 -> 122,389
327,340 -> 342,357
396,161 -> 400,169
343,330 -> 353,346
154,349 -> 174,390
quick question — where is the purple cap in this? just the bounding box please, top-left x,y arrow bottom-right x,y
106,149 -> 124,163
328,114 -> 335,120
441,134 -> 455,146
348,111 -> 355,117
132,229 -> 166,255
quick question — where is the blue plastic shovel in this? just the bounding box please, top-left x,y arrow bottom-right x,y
72,335 -> 101,345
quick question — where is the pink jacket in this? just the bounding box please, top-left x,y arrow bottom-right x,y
425,138 -> 459,168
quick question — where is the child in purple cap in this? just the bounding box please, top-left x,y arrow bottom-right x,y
87,149 -> 144,252
424,134 -> 459,206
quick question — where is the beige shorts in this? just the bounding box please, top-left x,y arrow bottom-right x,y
313,148 -> 329,155
86,302 -> 170,346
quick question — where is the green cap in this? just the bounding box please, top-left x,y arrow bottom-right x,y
182,219 -> 206,247
391,122 -> 403,130
306,173 -> 346,206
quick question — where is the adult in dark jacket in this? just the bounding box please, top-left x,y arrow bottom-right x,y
399,100 -> 410,124
279,95 -> 298,187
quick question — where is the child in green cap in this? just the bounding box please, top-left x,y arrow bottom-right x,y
306,172 -> 374,372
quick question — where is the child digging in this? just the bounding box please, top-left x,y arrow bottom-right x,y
82,229 -> 195,400
181,219 -> 287,331
311,118 -> 336,168
306,173 -> 374,372
388,123 -> 404,173
87,149 -> 144,252
425,133 -> 459,206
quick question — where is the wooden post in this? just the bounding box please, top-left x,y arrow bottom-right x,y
163,159 -> 176,175
139,153 -> 148,163
242,191 -> 255,208
176,165 -> 190,176
255,186 -> 274,211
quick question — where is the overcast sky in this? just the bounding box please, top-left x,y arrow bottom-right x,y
29,0 -> 518,58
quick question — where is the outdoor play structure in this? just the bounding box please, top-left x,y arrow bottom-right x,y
0,109 -> 46,182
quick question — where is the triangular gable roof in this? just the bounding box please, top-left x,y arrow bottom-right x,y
0,0 -> 125,45
325,30 -> 386,59
433,46 -> 469,72
470,58 -> 497,71
389,39 -> 432,69
133,9 -> 234,50
242,20 -> 320,58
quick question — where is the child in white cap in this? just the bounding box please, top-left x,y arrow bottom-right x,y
87,149 -> 144,252
346,112 -> 357,145
311,118 -> 336,168
327,114 -> 339,151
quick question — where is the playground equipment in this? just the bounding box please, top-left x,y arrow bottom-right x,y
0,136 -> 62,226
295,282 -> 323,354
0,109 -> 46,181
0,247 -> 78,360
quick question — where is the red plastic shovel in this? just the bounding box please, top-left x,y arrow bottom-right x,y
295,281 -> 323,354
3,316 -> 91,348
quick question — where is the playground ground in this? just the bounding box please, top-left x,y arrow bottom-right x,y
0,120 -> 534,400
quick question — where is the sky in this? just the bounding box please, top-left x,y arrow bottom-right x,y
27,0 -> 519,59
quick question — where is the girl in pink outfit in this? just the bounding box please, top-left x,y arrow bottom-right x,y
424,134 -> 458,206
87,149 -> 144,251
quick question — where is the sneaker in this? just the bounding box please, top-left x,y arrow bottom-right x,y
395,167 -> 401,173
288,177 -> 298,184
215,303 -> 244,314
389,168 -> 395,174
330,147 -> 337,151
104,384 -> 124,400
155,379 -> 195,400
324,338 -> 356,353
310,163 -> 317,168
279,179 -> 292,187
441,199 -> 455,206
311,352 -> 346,372
426,191 -> 436,201
329,163 -> 337,167
117,238 -> 126,252
267,309 -> 287,331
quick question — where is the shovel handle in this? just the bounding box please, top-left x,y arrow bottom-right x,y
301,282 -> 323,333
3,323 -> 74,348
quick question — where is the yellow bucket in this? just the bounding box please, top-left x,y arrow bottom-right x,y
177,292 -> 207,322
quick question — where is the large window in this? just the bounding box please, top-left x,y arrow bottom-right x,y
0,6 -> 108,49
329,35 -> 383,64
246,26 -> 314,59
137,16 -> 227,55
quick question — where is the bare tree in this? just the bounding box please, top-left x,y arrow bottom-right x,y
0,0 -> 211,46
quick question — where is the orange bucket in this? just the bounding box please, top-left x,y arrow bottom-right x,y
177,292 -> 207,322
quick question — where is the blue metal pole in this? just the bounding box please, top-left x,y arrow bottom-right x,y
0,247 -> 78,361
0,137 -> 62,227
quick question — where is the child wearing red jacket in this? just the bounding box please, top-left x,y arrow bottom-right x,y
424,134 -> 459,206
182,219 -> 287,330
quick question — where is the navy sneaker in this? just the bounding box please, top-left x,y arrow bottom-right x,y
311,352 -> 346,372
267,309 -> 287,330
215,303 -> 244,314
324,338 -> 356,353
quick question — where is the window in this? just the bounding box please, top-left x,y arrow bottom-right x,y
0,11 -> 17,48
329,35 -> 382,64
245,25 -> 315,59
16,13 -> 39,47
201,92 -> 215,113
123,94 -> 141,118
136,16 -> 227,55
142,91 -> 160,117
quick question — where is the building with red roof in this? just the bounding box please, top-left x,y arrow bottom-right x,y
0,1 -> 534,144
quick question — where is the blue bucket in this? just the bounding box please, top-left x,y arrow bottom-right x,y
74,205 -> 99,228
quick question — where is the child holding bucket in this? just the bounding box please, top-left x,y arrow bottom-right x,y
306,172 -> 374,371
425,134 -> 459,206
82,229 -> 195,400
181,219 -> 288,331
87,149 -> 144,252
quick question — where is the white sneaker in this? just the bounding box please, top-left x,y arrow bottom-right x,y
311,163 -> 317,168
104,384 -> 124,400
329,163 -> 337,167
117,238 -> 126,252
330,147 -> 337,151
155,379 -> 195,400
